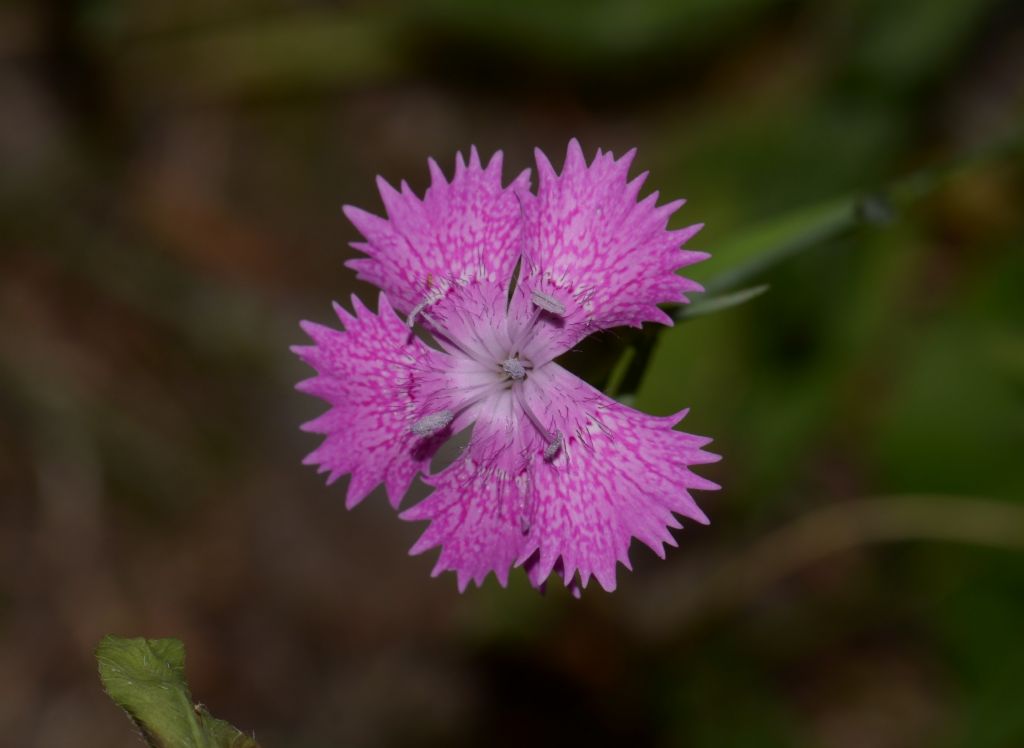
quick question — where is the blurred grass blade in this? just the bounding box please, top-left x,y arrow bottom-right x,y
676,283 -> 770,320
603,344 -> 637,399
96,635 -> 260,748
702,127 -> 1022,296
603,285 -> 769,396
627,495 -> 1024,641
701,194 -> 889,295
603,129 -> 1023,398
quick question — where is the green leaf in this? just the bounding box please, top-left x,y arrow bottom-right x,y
676,284 -> 770,320
96,635 -> 260,748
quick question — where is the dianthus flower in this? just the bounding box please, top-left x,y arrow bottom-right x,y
294,139 -> 719,594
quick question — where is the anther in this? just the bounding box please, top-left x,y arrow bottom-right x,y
411,409 -> 454,436
501,357 -> 527,381
544,431 -> 563,461
531,289 -> 566,316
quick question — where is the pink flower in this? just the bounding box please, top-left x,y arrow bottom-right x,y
293,140 -> 719,594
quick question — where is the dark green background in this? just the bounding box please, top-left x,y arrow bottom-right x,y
1,0 -> 1022,745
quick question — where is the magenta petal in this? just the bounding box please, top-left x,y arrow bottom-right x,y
400,362 -> 719,593
517,139 -> 707,352
292,293 -> 438,509
343,148 -> 531,317
399,412 -> 542,591
401,455 -> 525,592
523,401 -> 718,592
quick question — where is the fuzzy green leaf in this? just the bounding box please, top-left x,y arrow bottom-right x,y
96,635 -> 260,748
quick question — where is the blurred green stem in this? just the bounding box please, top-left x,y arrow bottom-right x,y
629,494 -> 1024,639
606,128 -> 1023,397
603,344 -> 637,399
604,286 -> 769,398
702,126 -> 1022,297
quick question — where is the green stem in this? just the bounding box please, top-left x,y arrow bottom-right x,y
603,127 -> 1023,397
603,345 -> 637,399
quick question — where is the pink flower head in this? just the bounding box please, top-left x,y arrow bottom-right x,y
293,140 -> 720,594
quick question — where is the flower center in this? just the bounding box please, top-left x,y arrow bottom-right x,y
500,355 -> 528,382
406,281 -> 566,461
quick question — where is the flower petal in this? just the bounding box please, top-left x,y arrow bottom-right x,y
292,292 -> 442,508
343,148 -> 531,317
517,139 -> 708,353
400,417 -> 532,591
527,411 -> 717,592
401,467 -> 525,592
415,275 -> 512,363
401,362 -> 719,593
512,364 -> 718,592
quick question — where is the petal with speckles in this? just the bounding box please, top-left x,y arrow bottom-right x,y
400,418 -> 535,591
402,363 -> 719,593
516,138 -> 707,353
518,371 -> 720,592
292,293 -> 444,508
344,148 -> 530,318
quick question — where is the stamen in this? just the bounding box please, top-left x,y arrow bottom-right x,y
406,281 -> 449,328
406,299 -> 430,328
502,357 -> 527,381
544,431 -> 563,461
531,289 -> 566,316
411,409 -> 454,436
506,288 -> 567,354
513,386 -> 555,446
416,378 -> 511,439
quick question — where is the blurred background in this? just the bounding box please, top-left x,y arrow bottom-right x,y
1,0 -> 1023,746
